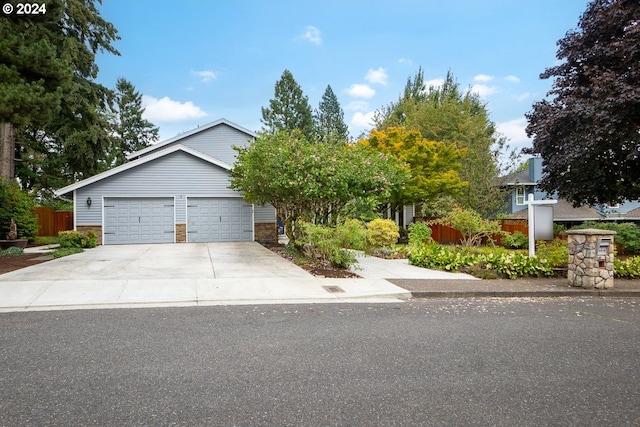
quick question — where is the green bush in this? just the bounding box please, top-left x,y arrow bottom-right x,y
614,257 -> 640,279
367,218 -> 399,248
409,244 -> 480,272
502,231 -> 529,249
1,246 -> 24,256
299,222 -> 357,269
335,219 -> 368,251
51,247 -> 84,258
484,252 -> 553,279
535,238 -> 568,268
409,243 -> 554,279
0,179 -> 38,241
58,230 -> 97,249
408,221 -> 432,246
573,222 -> 640,255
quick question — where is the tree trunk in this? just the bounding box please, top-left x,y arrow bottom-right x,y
0,122 -> 16,180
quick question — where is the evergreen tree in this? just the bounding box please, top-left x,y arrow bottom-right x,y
0,0 -> 119,190
261,69 -> 314,140
315,85 -> 349,143
108,77 -> 159,166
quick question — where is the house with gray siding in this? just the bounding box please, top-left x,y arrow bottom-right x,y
55,119 -> 277,245
502,157 -> 640,225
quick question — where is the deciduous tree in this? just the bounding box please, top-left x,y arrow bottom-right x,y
374,69 -> 510,216
230,130 -> 407,245
359,126 -> 467,220
525,0 -> 640,206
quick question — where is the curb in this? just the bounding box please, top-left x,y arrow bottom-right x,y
410,290 -> 640,299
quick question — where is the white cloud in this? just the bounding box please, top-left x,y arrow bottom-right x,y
398,57 -> 413,65
470,84 -> 497,97
474,74 -> 494,83
365,67 -> 388,85
347,84 -> 375,98
497,117 -> 530,145
345,100 -> 370,111
142,95 -> 207,122
301,25 -> 322,45
350,111 -> 376,128
516,92 -> 533,102
193,70 -> 217,83
505,75 -> 520,83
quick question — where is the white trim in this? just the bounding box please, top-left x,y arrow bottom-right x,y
185,196 -> 253,243
54,144 -> 232,196
516,186 -> 526,206
73,190 -> 77,231
126,118 -> 257,160
101,195 -> 105,245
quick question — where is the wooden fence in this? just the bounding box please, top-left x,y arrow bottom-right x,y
414,217 -> 528,245
34,206 -> 73,237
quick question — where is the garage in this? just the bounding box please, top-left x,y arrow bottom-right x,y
103,197 -> 175,245
187,197 -> 253,242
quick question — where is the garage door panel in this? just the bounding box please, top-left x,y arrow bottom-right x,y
187,197 -> 252,242
104,198 -> 174,245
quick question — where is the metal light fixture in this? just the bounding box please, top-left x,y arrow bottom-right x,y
86,197 -> 92,207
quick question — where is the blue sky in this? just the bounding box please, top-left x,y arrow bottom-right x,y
95,0 -> 590,156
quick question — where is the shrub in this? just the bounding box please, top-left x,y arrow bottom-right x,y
573,222 -> 640,255
367,218 -> 399,248
432,206 -> 504,246
51,247 -> 84,258
58,230 -> 97,249
1,246 -> 24,256
614,257 -> 640,279
502,231 -> 528,249
409,244 -> 480,272
484,252 -> 553,279
535,238 -> 568,268
299,222 -> 357,269
408,221 -> 432,247
0,179 -> 38,241
335,219 -> 368,251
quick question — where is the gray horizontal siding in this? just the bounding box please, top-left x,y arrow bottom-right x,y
76,151 -> 241,226
141,123 -> 253,166
254,204 -> 276,223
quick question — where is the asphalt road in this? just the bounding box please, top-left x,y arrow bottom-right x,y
1,298 -> 639,426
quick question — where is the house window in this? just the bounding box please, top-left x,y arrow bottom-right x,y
516,186 -> 526,205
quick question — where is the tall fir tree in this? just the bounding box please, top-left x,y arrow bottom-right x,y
108,77 -> 159,166
261,69 -> 314,140
314,85 -> 349,143
0,0 -> 119,191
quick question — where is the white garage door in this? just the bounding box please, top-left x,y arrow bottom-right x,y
104,197 -> 174,245
187,197 -> 253,242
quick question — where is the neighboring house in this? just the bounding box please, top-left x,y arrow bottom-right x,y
501,157 -> 640,225
55,119 -> 276,245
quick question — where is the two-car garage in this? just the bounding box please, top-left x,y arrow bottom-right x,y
103,197 -> 253,245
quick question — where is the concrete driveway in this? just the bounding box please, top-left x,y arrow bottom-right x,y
0,243 -> 411,311
1,242 -> 312,281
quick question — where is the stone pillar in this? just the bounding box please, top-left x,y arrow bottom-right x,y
566,229 -> 616,289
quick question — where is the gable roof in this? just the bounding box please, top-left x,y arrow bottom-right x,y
500,168 -> 536,186
55,144 -> 232,196
126,118 -> 257,161
508,199 -> 603,221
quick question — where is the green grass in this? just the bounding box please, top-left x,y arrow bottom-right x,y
51,247 -> 83,258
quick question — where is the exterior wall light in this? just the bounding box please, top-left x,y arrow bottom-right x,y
86,197 -> 92,207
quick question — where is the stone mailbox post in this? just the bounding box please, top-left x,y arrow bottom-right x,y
566,229 -> 617,289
